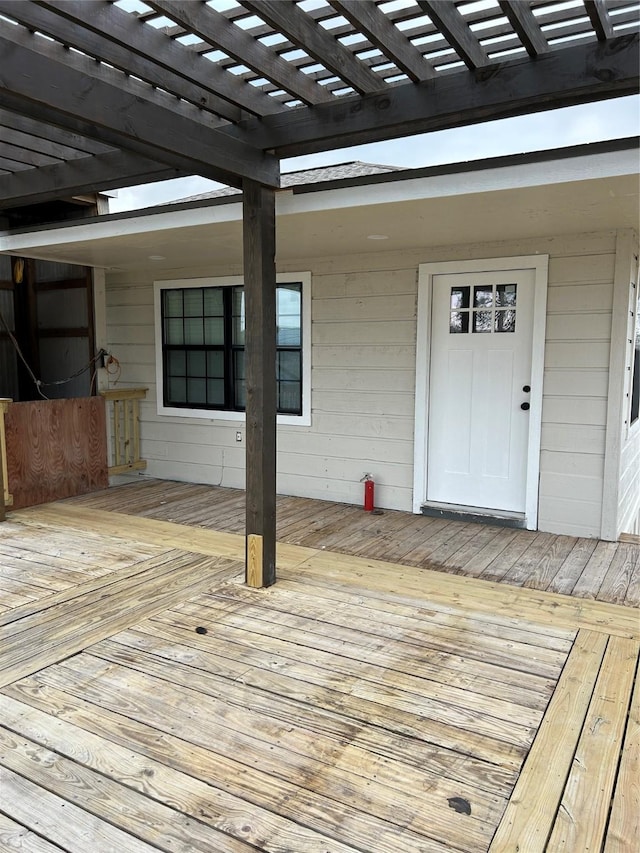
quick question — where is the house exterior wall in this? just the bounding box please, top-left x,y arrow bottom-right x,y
605,230 -> 640,538
105,227 -> 621,539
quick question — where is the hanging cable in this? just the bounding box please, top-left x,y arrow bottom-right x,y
0,306 -> 111,396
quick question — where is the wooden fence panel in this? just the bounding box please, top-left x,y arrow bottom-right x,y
5,397 -> 108,510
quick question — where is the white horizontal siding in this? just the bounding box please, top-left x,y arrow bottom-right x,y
104,228 -> 618,527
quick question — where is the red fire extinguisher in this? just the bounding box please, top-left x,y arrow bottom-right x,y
363,474 -> 375,512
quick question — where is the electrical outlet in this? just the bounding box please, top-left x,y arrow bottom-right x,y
236,431 -> 242,442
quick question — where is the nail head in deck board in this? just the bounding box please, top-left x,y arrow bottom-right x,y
243,179 -> 277,589
488,629 -> 609,852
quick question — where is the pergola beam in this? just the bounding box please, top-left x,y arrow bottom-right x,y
26,0 -> 274,120
233,34 -> 640,157
0,23 -> 280,189
498,1 -> 548,57
242,0 -> 382,95
0,151 -> 182,210
328,0 -> 436,83
417,1 -> 490,69
585,0 -> 614,41
150,0 -> 333,106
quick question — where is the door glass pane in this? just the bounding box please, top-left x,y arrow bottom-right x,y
495,309 -> 516,333
450,286 -> 470,310
474,286 -> 493,308
450,311 -> 469,334
496,284 -> 517,307
473,311 -> 492,333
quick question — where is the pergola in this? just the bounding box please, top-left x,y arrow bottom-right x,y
0,0 -> 638,587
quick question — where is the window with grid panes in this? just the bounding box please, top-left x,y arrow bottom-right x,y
161,283 -> 302,415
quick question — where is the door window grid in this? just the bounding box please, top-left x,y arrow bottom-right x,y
450,283 -> 517,334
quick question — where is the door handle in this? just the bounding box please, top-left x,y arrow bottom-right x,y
522,385 -> 531,393
521,402 -> 530,411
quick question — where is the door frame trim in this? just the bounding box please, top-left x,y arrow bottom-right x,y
412,254 -> 549,529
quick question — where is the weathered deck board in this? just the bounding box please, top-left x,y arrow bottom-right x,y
488,629 -> 609,852
547,636 -> 639,851
64,480 -> 640,606
0,489 -> 637,852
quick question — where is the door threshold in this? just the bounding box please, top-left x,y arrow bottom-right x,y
420,502 -> 527,529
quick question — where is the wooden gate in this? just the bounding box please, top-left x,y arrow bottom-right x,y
1,396 -> 108,511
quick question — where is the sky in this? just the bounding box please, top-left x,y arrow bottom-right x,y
108,95 -> 640,213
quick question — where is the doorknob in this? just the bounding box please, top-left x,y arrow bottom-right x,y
521,402 -> 530,411
522,385 -> 531,393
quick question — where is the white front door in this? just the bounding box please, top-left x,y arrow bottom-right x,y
427,269 -> 536,513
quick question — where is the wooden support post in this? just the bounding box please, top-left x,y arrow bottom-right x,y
0,398 -> 12,521
243,179 -> 277,588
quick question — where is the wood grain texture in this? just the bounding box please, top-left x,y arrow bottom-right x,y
488,629 -> 608,852
0,489 -> 637,852
547,636 -> 639,851
5,396 -> 108,509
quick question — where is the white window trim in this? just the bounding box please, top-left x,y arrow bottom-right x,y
412,254 -> 549,530
154,272 -> 311,426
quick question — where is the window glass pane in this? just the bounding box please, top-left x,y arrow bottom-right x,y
450,287 -> 469,310
207,350 -> 224,377
183,288 -> 203,317
235,378 -> 246,409
232,287 -> 245,345
234,349 -> 245,380
495,309 -> 516,333
278,350 -> 301,381
473,311 -> 492,333
165,318 -> 184,345
496,284 -> 517,307
450,311 -> 469,334
168,350 -> 186,375
187,350 -> 206,377
184,317 -> 203,344
278,381 -> 301,413
163,290 -> 183,317
474,286 -> 493,308
277,284 -> 301,346
204,317 -> 224,345
207,378 -> 225,405
187,377 -> 206,404
203,288 -> 223,316
168,376 -> 186,403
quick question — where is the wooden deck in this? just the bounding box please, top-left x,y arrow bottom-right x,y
0,482 -> 638,852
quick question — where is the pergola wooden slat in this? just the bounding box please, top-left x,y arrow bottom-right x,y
0,0 -> 637,587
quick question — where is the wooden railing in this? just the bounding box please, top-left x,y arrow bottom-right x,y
100,387 -> 148,476
0,398 -> 11,518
